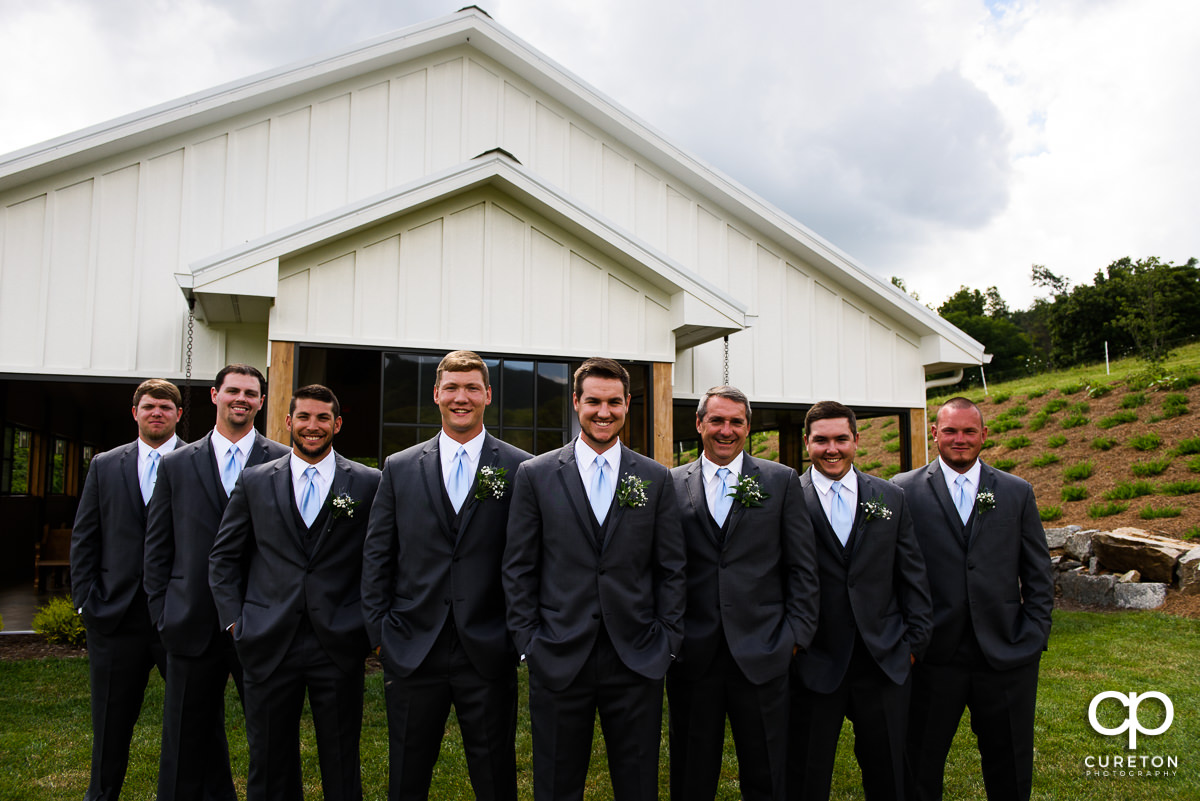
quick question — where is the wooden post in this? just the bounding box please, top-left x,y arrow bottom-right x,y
651,362 -> 673,467
267,341 -> 296,446
908,406 -> 928,467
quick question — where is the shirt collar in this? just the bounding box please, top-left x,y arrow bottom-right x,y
938,456 -> 982,495
701,450 -> 744,483
576,437 -> 622,472
211,428 -> 255,459
138,434 -> 178,461
439,428 -> 487,464
810,464 -> 857,497
291,449 -> 337,482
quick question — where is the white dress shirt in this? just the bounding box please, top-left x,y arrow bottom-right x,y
939,456 -> 981,506
439,428 -> 487,494
700,451 -> 745,520
809,466 -> 859,527
575,437 -> 621,508
291,450 -> 336,515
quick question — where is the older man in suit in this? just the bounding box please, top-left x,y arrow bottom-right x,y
144,364 -> 290,801
790,400 -> 932,801
892,397 -> 1053,801
668,385 -> 818,801
502,357 -> 686,801
209,384 -> 380,801
71,378 -> 183,801
362,350 -> 531,801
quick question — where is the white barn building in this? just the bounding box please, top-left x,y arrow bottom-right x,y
0,8 -> 984,579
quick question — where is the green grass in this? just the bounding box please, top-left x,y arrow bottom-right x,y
1120,392 -> 1148,409
1128,433 -> 1163,451
5,612 -> 1198,801
1061,486 -> 1088,502
1131,458 -> 1173,477
1088,501 -> 1129,518
1005,435 -> 1033,450
990,417 -> 1024,434
1026,388 -> 1047,399
1031,453 -> 1060,468
1190,456 -> 1200,474
993,458 -> 1019,471
881,429 -> 900,442
1171,438 -> 1200,456
1185,526 -> 1200,540
1044,398 -> 1070,414
1139,505 -> 1182,520
1102,481 -> 1156,501
1060,381 -> 1085,395
1046,434 -> 1068,449
1161,393 -> 1190,418
1063,462 -> 1094,481
1026,412 -> 1050,432
1039,506 -> 1062,522
859,460 -> 883,472
1159,480 -> 1200,496
1096,410 -> 1138,429
883,441 -> 901,454
991,392 -> 1011,404
1090,436 -> 1118,451
1060,413 -> 1089,429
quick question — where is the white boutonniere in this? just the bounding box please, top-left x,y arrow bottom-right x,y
862,497 -> 893,522
616,474 -> 651,508
474,466 -> 510,501
976,488 -> 996,514
728,475 -> 768,508
330,493 -> 359,519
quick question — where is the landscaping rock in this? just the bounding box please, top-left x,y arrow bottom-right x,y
1057,559 -> 1083,572
1117,569 -> 1141,583
1044,526 -> 1079,550
1114,582 -> 1167,610
1179,547 -> 1200,596
1065,529 -> 1097,562
1057,572 -> 1116,606
1091,528 -> 1190,584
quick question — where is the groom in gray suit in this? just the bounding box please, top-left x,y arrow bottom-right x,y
893,397 -> 1053,801
362,350 -> 531,801
210,384 -> 381,801
503,357 -> 686,801
72,378 -> 182,801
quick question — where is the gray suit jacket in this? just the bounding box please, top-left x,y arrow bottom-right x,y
71,437 -> 182,634
209,452 -> 381,682
361,432 -> 531,679
502,440 -> 687,692
144,431 -> 290,656
670,455 -> 818,684
795,467 -> 932,693
892,459 -> 1053,670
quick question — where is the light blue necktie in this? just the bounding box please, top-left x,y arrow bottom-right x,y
830,480 -> 852,545
300,466 -> 320,527
714,467 -> 733,526
954,474 -> 973,525
221,446 -> 243,495
141,450 -> 160,505
590,456 -> 611,525
448,446 -> 470,513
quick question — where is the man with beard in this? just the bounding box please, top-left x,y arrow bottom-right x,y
210,384 -> 381,801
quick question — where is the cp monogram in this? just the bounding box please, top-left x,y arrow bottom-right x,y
1088,691 -> 1174,749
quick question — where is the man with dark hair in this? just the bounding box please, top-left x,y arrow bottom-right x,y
503,356 -> 686,801
210,384 -> 380,801
789,400 -> 931,801
145,364 -> 289,801
71,379 -> 183,800
363,350 -> 531,801
893,397 -> 1053,801
668,386 -> 818,801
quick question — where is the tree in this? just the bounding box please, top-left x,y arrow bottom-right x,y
938,286 -> 1033,378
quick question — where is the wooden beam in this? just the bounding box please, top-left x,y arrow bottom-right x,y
651,362 -> 673,467
267,341 -> 296,446
908,406 -> 929,467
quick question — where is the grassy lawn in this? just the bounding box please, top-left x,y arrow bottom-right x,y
1,609 -> 1196,800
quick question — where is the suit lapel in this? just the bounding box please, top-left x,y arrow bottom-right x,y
600,446 -> 639,551
455,434 -> 497,542
191,435 -> 225,511
684,461 -> 719,549
421,438 -> 454,543
311,454 -> 351,558
847,469 -> 871,561
965,463 -> 996,549
723,456 -> 759,545
271,457 -> 303,548
801,469 -> 844,557
926,461 -> 965,547
120,442 -> 145,517
555,442 -> 598,554
245,432 -> 274,470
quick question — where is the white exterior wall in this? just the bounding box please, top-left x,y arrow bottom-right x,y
0,45 -> 926,406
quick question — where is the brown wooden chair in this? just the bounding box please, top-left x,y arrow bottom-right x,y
35,525 -> 72,591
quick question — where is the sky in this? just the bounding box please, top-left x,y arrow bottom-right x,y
2,0 -> 1197,311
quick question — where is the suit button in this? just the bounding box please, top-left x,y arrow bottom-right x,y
967,561 -> 975,570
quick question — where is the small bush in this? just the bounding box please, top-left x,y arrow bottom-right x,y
1103,481 -> 1155,501
1031,453 -> 1060,467
1091,436 -> 1119,451
859,420 -> 874,431
1070,401 -> 1091,414
1190,455 -> 1200,473
1026,412 -> 1050,432
1088,501 -> 1129,518
1047,434 -> 1068,449
1184,526 -> 1200,541
882,419 -> 895,428
1039,506 -> 1062,522
1097,411 -> 1138,429
1140,506 -> 1181,520
1086,384 -> 1112,398
880,464 -> 902,479
1121,392 -> 1148,409
1131,458 -> 1173,477
1060,381 -> 1085,395
884,441 -> 901,454
1027,388 -> 1048,399
990,418 -> 1024,434
1044,398 -> 1069,414
1128,433 -> 1163,451
860,460 -> 883,472
1060,414 -> 1089,429
993,458 -> 1019,471
32,597 -> 86,647
1161,393 -> 1189,418
981,439 -> 996,449
1063,461 -> 1094,481
1004,435 -> 1032,450
881,430 -> 900,442
1171,438 -> 1200,456
1061,486 -> 1088,502
991,392 -> 1011,404
1159,480 -> 1200,496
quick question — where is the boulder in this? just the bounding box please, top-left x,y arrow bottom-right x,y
1179,547 -> 1200,596
1091,528 -> 1190,584
1057,572 -> 1116,606
1116,570 -> 1141,583
1044,525 -> 1079,550
1065,529 -> 1097,562
1114,582 -> 1167,610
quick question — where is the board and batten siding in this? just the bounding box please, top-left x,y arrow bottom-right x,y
272,190 -> 674,362
1,45 -> 926,407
